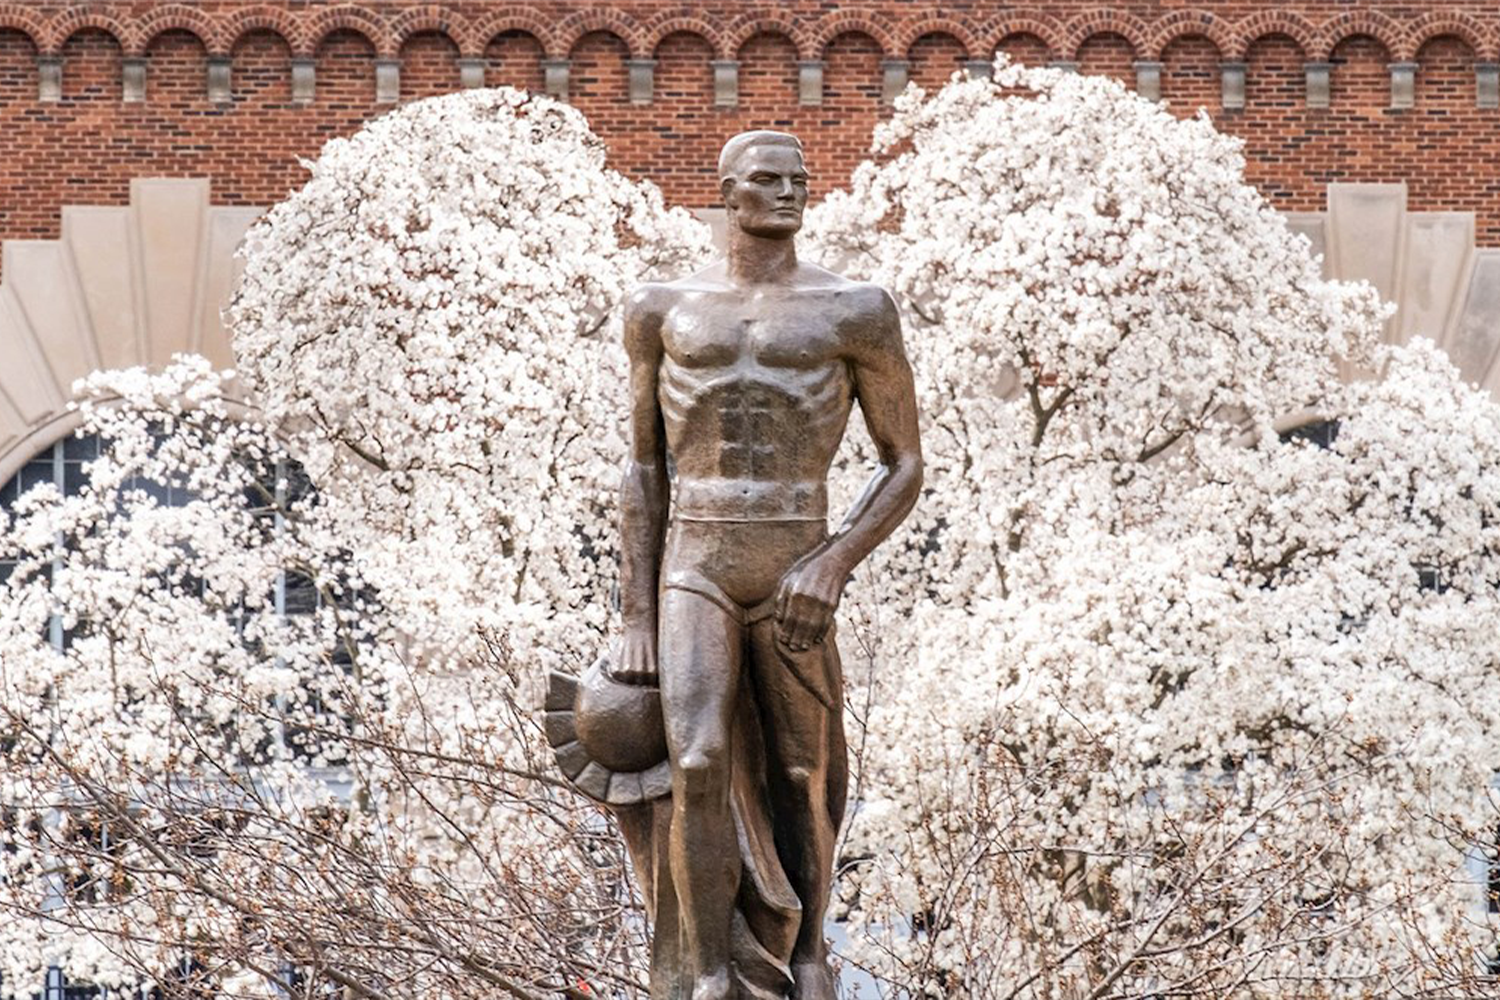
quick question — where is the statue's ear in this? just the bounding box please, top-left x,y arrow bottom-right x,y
720,177 -> 736,207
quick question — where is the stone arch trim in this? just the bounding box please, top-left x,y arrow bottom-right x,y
1409,12 -> 1497,62
222,5 -> 299,55
809,11 -> 898,60
1232,10 -> 1317,60
1062,9 -> 1151,62
1312,11 -> 1409,63
0,397 -> 261,500
462,8 -> 556,60
0,410 -> 84,496
0,4 -> 47,51
723,14 -> 811,62
42,6 -> 135,56
556,8 -> 645,60
303,5 -> 393,59
982,11 -> 1067,61
390,5 -> 466,53
1147,10 -> 1238,62
640,11 -> 722,59
895,16 -> 983,61
136,4 -> 220,57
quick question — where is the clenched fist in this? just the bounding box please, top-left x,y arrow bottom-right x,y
774,552 -> 850,652
611,626 -> 659,685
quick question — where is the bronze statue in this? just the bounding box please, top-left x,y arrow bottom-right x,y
546,130 -> 923,1000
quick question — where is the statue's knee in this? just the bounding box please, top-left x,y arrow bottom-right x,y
676,748 -> 728,800
782,763 -> 821,796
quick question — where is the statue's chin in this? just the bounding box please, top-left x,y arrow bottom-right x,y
734,216 -> 802,239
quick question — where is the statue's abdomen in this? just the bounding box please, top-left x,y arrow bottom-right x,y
659,358 -> 852,520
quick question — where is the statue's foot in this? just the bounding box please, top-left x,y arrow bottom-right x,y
791,958 -> 837,1000
690,968 -> 732,1000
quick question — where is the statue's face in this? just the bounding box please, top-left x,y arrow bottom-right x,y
722,145 -> 809,239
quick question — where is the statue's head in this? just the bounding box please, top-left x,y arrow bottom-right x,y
718,130 -> 807,239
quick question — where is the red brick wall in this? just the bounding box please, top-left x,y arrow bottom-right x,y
3,1 -> 1500,277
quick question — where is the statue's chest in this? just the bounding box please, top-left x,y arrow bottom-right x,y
663,299 -> 840,370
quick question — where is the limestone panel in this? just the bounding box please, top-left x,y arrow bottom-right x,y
64,206 -> 142,372
132,179 -> 209,367
692,208 -> 728,254
1284,212 -> 1328,278
1397,213 -> 1474,344
0,389 -> 21,463
1451,251 -> 1500,396
0,284 -> 64,425
1327,183 -> 1407,331
198,207 -> 265,369
3,241 -> 97,393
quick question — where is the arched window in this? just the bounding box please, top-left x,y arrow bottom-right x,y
1,431 -> 331,1000
1,432 -> 325,649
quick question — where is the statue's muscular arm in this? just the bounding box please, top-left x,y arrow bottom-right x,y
774,285 -> 924,651
615,283 -> 671,684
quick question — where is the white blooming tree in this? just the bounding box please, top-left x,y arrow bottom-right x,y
803,62 -> 1500,997
229,87 -> 711,666
0,90 -> 711,998
3,64 -> 1499,1000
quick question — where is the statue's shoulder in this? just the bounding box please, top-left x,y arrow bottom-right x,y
629,262 -> 729,314
624,281 -> 675,319
799,265 -> 897,321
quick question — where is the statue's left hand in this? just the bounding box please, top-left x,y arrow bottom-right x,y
774,553 -> 849,652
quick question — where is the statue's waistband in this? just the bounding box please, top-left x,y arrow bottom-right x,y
672,479 -> 827,523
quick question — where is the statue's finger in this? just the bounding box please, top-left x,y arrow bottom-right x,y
775,576 -> 795,622
789,611 -> 817,651
778,618 -> 797,647
777,607 -> 804,647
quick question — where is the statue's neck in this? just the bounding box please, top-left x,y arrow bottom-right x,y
726,225 -> 798,286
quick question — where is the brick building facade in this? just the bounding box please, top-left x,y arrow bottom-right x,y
1,1 -> 1500,257
0,7 -> 1499,992
4,1 -> 1500,480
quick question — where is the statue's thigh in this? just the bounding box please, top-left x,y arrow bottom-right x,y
657,588 -> 744,759
747,624 -> 839,776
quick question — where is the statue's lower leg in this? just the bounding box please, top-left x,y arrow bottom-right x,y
671,749 -> 738,1000
781,768 -> 838,1000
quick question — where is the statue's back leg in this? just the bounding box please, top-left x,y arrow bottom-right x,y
747,620 -> 845,1000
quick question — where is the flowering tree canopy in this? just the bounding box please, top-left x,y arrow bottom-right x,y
1,90 -> 709,998
802,62 -> 1500,996
2,66 -> 1499,1000
229,87 -> 713,664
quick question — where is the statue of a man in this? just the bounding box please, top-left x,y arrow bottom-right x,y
549,130 -> 922,1000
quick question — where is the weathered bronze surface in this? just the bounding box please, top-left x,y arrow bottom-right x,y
549,131 -> 923,1000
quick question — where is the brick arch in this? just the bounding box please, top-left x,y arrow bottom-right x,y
640,12 -> 721,59
0,4 -> 47,51
1062,10 -> 1150,62
462,8 -> 556,60
1147,10 -> 1237,62
135,4 -> 219,57
1232,11 -> 1316,61
723,15 -> 812,61
222,5 -> 298,55
809,12 -> 897,60
1409,12 -> 1497,63
895,16 -> 983,61
1312,11 -> 1408,63
390,5 -> 466,53
980,12 -> 1066,62
303,6 -> 392,59
41,6 -> 136,56
556,8 -> 644,60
